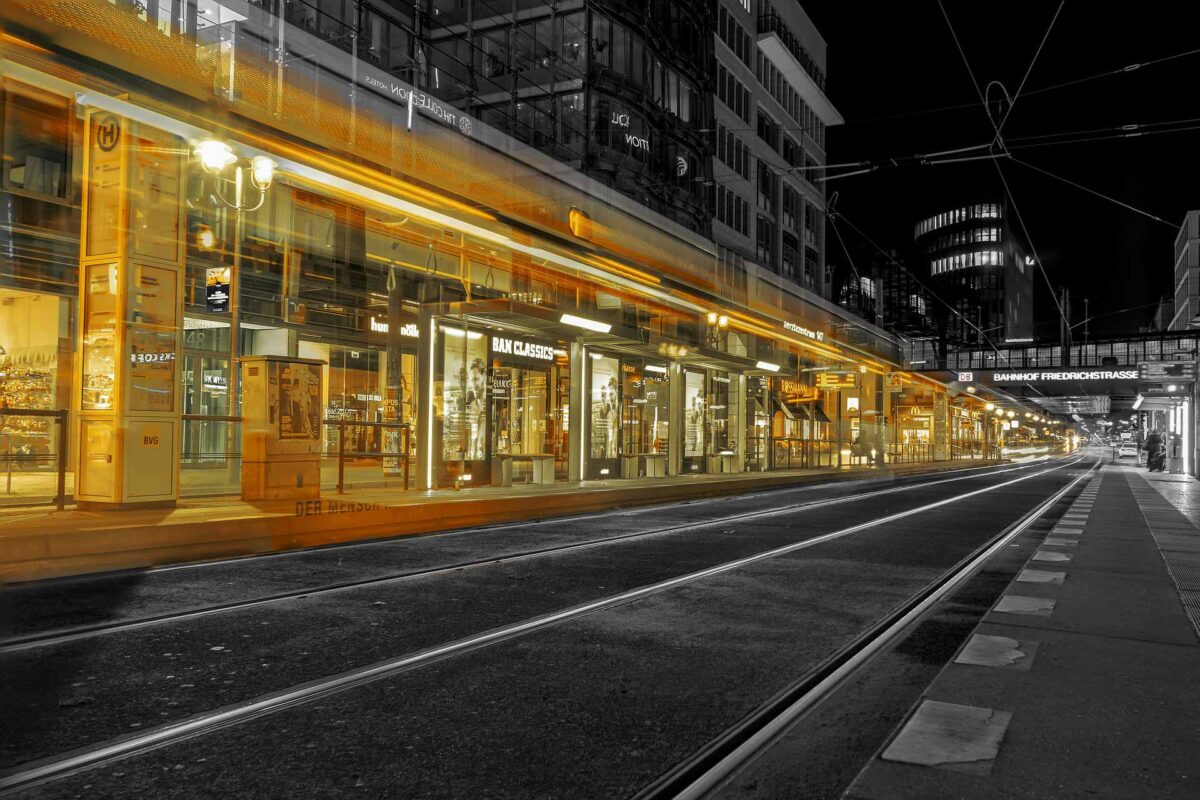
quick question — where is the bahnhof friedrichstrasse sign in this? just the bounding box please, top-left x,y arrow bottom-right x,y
988,368 -> 1139,383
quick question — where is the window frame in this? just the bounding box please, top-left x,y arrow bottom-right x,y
2,80 -> 75,205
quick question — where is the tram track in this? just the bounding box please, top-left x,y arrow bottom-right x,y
0,459 -> 1054,654
0,456 -> 1089,796
634,458 -> 1099,800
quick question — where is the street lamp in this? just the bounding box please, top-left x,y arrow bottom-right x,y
195,139 -> 276,483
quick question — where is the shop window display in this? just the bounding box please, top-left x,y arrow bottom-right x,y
588,354 -> 620,478
439,327 -> 488,484
619,361 -> 668,459
0,288 -> 70,471
707,372 -> 737,456
682,370 -> 705,472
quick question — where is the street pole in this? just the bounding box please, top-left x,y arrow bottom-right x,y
227,167 -> 243,488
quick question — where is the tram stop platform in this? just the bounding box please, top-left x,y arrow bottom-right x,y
0,458 -> 1000,585
846,460 -> 1200,800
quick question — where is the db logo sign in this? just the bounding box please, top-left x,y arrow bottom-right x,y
95,115 -> 121,152
957,371 -> 974,382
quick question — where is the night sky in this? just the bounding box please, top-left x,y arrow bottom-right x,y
804,2 -> 1200,338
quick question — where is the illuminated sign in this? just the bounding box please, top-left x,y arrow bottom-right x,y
368,316 -> 419,338
993,369 -> 1137,382
776,378 -> 818,402
491,335 -> 556,362
130,352 -> 175,364
611,112 -> 631,128
783,321 -> 826,342
361,74 -> 473,136
1138,361 -> 1197,382
816,372 -> 857,389
205,267 -> 230,313
957,371 -> 973,382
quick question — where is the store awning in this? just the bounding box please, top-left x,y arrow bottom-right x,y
773,392 -> 811,420
812,405 -> 833,424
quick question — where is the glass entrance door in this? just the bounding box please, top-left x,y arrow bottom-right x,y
181,353 -> 231,465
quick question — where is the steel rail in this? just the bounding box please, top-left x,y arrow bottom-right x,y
635,459 -> 1099,800
0,460 -> 1050,654
0,457 -> 1085,796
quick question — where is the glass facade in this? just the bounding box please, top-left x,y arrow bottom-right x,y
0,0 -> 981,511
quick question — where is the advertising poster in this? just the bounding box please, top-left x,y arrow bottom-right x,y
206,267 -> 230,312
81,263 -> 118,410
443,332 -> 487,461
589,355 -> 620,459
684,371 -> 705,457
132,124 -> 182,261
279,362 -> 321,441
128,265 -> 178,412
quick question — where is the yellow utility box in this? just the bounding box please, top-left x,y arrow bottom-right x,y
240,356 -> 324,501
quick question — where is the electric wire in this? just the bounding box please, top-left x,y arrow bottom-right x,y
937,0 -> 1068,332
827,210 -> 1017,371
840,44 -> 1200,128
994,2 -> 1065,137
1010,157 -> 1177,229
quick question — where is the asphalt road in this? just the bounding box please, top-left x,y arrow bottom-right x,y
0,457 -> 1092,799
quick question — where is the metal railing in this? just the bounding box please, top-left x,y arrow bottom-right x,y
326,419 -> 412,494
771,437 -> 838,470
886,442 -> 934,464
0,408 -> 68,511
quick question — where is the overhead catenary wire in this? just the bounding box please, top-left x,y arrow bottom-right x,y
937,0 -> 1069,332
1010,157 -> 1177,229
828,209 -> 1017,371
994,1 -> 1065,138
839,44 -> 1200,128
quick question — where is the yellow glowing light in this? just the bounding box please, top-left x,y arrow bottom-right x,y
250,155 -> 275,189
196,139 -> 235,173
196,226 -> 216,250
568,207 -> 592,239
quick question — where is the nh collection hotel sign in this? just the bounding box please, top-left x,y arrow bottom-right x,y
361,72 -> 473,136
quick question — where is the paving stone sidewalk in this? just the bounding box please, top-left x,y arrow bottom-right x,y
845,464 -> 1200,800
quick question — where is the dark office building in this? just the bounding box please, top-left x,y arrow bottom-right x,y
914,199 -> 1034,353
423,0 -> 713,235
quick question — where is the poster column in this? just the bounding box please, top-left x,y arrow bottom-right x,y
76,111 -> 186,508
933,389 -> 950,461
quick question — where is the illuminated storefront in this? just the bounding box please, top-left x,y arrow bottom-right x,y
0,0 -> 975,509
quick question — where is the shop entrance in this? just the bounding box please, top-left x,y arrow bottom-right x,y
436,325 -> 566,487
181,353 -> 231,465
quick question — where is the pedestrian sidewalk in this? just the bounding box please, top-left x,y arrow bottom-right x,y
846,463 -> 1200,799
0,458 -> 994,585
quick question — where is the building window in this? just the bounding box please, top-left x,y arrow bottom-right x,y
757,161 -> 776,215
756,109 -> 780,152
756,215 -> 775,265
3,84 -> 71,200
